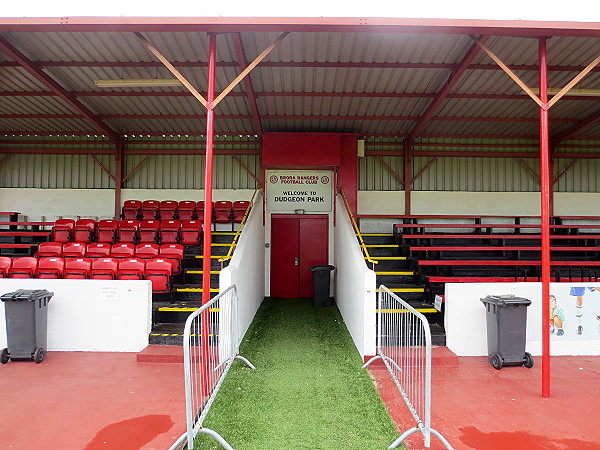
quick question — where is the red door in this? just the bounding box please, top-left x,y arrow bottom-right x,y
271,216 -> 329,298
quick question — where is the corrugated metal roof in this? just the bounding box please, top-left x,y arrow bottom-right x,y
0,27 -> 599,141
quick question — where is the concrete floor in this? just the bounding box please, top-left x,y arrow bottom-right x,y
1,346 -> 599,449
368,349 -> 600,449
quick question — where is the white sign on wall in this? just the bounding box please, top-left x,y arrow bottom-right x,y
266,169 -> 333,213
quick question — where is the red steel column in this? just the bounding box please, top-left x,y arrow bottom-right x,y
404,140 -> 412,215
202,33 -> 217,307
539,37 -> 551,398
114,142 -> 124,220
200,33 -> 217,397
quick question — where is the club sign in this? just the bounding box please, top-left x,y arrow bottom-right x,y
266,170 -> 333,213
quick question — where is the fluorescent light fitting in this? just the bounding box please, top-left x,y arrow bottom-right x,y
93,78 -> 183,88
547,88 -> 600,97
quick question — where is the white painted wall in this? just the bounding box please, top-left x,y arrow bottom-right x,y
220,192 -> 265,342
0,279 -> 152,352
0,188 -> 255,221
334,195 -> 377,359
445,282 -> 600,357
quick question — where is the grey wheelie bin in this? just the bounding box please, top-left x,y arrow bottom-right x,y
480,294 -> 533,370
310,265 -> 335,307
1,289 -> 53,364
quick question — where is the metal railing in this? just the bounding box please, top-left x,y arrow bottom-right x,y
338,188 -> 378,269
169,285 -> 255,450
363,285 -> 452,450
219,188 -> 259,268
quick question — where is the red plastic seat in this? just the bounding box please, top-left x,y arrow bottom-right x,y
51,219 -> 75,243
62,242 -> 87,258
110,243 -> 135,258
180,220 -> 203,246
35,257 -> 65,279
196,201 -> 213,221
86,243 -> 111,258
36,241 -> 63,258
144,258 -> 173,293
122,200 -> 142,220
177,201 -> 196,221
233,201 -> 250,223
159,243 -> 184,274
138,220 -> 160,244
117,258 -> 146,280
159,200 -> 178,220
141,200 -> 160,220
89,257 -> 119,280
159,220 -> 180,244
117,220 -> 139,243
7,256 -> 37,278
0,256 -> 12,277
63,257 -> 92,279
73,219 -> 96,243
214,201 -> 233,224
96,219 -> 119,243
135,243 -> 159,259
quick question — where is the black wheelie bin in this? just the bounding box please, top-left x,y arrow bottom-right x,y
310,265 -> 335,307
481,294 -> 533,370
1,289 -> 53,364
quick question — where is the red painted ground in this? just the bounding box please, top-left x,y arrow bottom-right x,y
2,346 -> 599,449
368,352 -> 600,450
0,347 -> 185,450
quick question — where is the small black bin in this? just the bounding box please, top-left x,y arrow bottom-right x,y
1,289 -> 53,364
481,294 -> 533,370
310,265 -> 335,307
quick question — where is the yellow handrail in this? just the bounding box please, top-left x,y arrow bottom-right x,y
218,188 -> 259,265
339,188 -> 378,268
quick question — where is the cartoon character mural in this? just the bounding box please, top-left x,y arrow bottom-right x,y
549,295 -> 565,336
569,287 -> 600,335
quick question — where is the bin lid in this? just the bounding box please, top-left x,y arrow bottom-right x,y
310,265 -> 335,272
480,294 -> 531,307
0,289 -> 54,302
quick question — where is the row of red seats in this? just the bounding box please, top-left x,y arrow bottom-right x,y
51,219 -> 202,245
122,200 -> 249,222
36,242 -> 183,273
0,256 -> 172,293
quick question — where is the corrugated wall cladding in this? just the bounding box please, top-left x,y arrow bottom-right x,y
0,154 -> 115,188
124,154 -> 259,189
359,138 -> 600,193
0,153 -> 260,189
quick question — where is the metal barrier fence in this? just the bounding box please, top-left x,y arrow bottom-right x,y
170,284 -> 255,450
363,285 -> 453,449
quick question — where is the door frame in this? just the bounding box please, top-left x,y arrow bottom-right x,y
265,212 -> 334,297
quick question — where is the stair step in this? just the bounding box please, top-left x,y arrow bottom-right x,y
367,256 -> 406,260
376,286 -> 425,293
177,287 -> 219,293
376,271 -> 414,275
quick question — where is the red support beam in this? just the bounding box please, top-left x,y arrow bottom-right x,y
539,37 -> 551,399
553,158 -> 579,185
404,141 -> 412,215
518,157 -> 539,181
232,155 -> 260,184
202,33 -> 217,309
3,59 -> 600,74
408,36 -> 489,141
122,155 -> 152,184
551,107 -> 600,147
0,35 -> 121,145
89,155 -> 116,181
231,33 -> 263,136
114,143 -> 124,220
376,156 -> 405,186
411,156 -> 438,184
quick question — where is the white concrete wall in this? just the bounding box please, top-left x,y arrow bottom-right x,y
220,192 -> 265,343
0,279 -> 152,352
334,195 -> 377,359
0,188 -> 255,221
445,282 -> 600,357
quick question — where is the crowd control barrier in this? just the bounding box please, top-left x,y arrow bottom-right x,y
169,285 -> 255,450
363,285 -> 452,449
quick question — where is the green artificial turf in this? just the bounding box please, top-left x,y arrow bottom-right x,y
194,297 -> 399,449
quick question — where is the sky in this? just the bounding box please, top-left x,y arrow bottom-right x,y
2,0 -> 600,22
